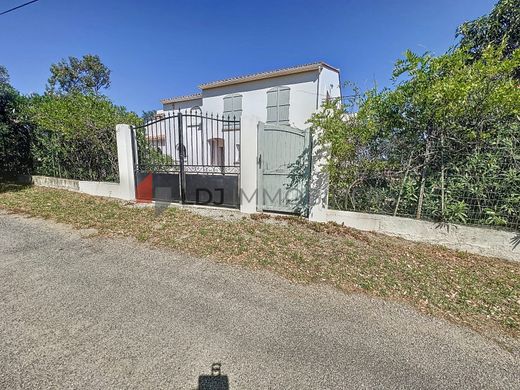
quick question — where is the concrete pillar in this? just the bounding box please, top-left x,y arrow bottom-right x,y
308,130 -> 329,222
116,124 -> 136,201
239,114 -> 261,213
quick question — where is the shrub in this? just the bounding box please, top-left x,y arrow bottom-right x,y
25,93 -> 141,181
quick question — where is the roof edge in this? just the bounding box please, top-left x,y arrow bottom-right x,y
160,62 -> 340,103
161,93 -> 202,105
199,62 -> 339,90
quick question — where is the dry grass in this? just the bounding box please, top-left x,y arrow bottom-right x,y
1,184 -> 519,338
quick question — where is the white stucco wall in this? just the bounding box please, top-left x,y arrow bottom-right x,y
163,98 -> 203,112
200,71 -> 320,129
318,67 -> 342,104
307,67 -> 340,220
161,67 -> 341,129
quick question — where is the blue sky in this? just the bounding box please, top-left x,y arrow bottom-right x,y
1,0 -> 496,114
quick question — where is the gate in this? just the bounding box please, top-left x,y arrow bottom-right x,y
132,112 -> 241,208
257,123 -> 311,215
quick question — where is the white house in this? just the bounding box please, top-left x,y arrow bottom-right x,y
141,62 -> 341,215
151,63 -> 340,166
160,62 -> 341,126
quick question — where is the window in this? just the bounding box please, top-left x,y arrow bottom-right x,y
189,106 -> 202,129
208,138 -> 225,166
223,94 -> 242,130
147,133 -> 166,153
266,86 -> 290,125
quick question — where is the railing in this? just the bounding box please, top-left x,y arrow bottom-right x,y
133,112 -> 241,176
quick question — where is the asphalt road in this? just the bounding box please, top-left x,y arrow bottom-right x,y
0,212 -> 518,389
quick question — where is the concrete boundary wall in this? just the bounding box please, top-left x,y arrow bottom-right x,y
305,141 -> 519,262
25,175 -> 80,191
325,209 -> 519,262
18,175 -> 130,200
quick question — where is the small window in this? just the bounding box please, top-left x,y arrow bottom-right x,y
266,86 -> 290,125
208,138 -> 225,166
147,133 -> 166,152
223,94 -> 242,130
189,106 -> 203,129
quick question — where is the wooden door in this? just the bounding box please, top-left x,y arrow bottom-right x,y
257,123 -> 311,215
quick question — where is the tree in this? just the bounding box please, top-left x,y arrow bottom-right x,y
26,92 -> 139,181
0,65 -> 9,85
309,45 -> 520,227
309,0 -> 520,228
141,110 -> 157,123
46,54 -> 111,95
457,0 -> 520,58
0,66 -> 32,177
1,61 -> 160,182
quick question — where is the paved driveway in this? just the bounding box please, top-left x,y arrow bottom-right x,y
0,213 -> 518,389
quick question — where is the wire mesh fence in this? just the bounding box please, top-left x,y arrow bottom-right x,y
329,135 -> 520,231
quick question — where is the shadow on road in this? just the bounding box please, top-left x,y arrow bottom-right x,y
0,182 -> 30,194
198,363 -> 229,390
511,233 -> 520,250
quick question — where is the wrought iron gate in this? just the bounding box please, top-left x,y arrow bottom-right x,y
132,112 -> 241,208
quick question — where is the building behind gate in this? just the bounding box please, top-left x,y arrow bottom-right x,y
139,62 -> 341,215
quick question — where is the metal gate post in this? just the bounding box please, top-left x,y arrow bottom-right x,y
177,113 -> 186,203
130,125 -> 138,185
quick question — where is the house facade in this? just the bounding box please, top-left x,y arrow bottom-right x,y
140,62 -> 340,214
160,62 -> 341,128
151,63 -> 341,169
